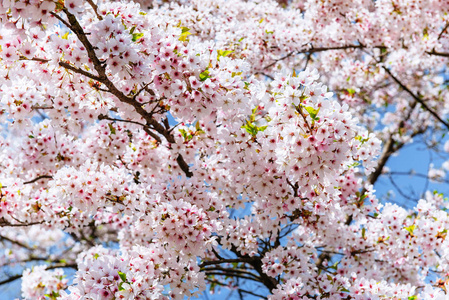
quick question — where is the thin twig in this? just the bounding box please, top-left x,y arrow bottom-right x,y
61,8 -> 193,177
0,262 -> 77,286
86,0 -> 103,20
382,66 -> 449,130
199,258 -> 256,268
23,175 -> 53,185
59,61 -> 102,82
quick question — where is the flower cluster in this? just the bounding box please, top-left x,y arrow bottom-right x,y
0,0 -> 449,299
21,266 -> 68,300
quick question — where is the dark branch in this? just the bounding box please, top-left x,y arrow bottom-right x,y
59,61 -> 103,82
262,44 -> 370,70
23,175 -> 53,185
426,50 -> 449,58
0,262 -> 77,286
61,8 -> 193,178
86,0 -> 103,20
98,114 -> 162,144
383,66 -> 449,130
199,258 -> 256,268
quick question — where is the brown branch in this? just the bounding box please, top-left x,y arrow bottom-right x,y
0,219 -> 44,227
19,56 -> 50,63
1,175 -> 52,188
382,66 -> 449,130
86,0 -> 103,20
0,262 -> 77,286
438,22 -> 449,40
215,237 -> 279,292
31,105 -> 54,110
262,44 -> 369,70
199,258 -> 257,268
61,8 -> 193,178
206,279 -> 269,299
263,51 -> 296,70
49,11 -> 71,29
204,272 -> 261,282
59,61 -> 102,82
426,50 -> 449,58
203,266 -> 261,280
0,235 -> 34,251
23,175 -> 53,185
0,274 -> 22,286
98,114 -> 162,144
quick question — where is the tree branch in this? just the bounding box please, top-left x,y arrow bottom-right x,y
61,8 -> 193,177
86,0 -> 103,20
98,114 -> 162,144
262,44 -> 371,70
426,50 -> 449,58
23,175 -> 53,185
204,271 -> 261,282
59,61 -> 103,82
0,262 -> 77,286
382,66 -> 449,130
199,258 -> 256,268
0,235 -> 35,251
203,266 -> 261,280
0,219 -> 44,227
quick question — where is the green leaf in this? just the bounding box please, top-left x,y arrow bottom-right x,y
355,135 -> 369,144
132,32 -> 144,42
118,271 -> 127,282
408,296 -> 418,300
404,224 -> 416,235
28,135 -> 34,138
108,123 -> 116,135
93,253 -> 99,260
129,25 -> 136,35
242,121 -> 258,136
118,280 -> 128,291
179,27 -> 191,42
346,88 -> 356,96
423,27 -> 429,39
179,128 -> 187,139
199,69 -> 210,81
217,49 -> 233,61
348,162 -> 361,168
304,106 -> 320,121
44,291 -> 60,299
359,194 -> 368,202
361,227 -> 366,239
329,261 -> 339,270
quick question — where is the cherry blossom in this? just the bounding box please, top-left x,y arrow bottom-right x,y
0,0 -> 449,299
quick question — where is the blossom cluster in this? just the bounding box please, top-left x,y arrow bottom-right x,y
0,0 -> 449,299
